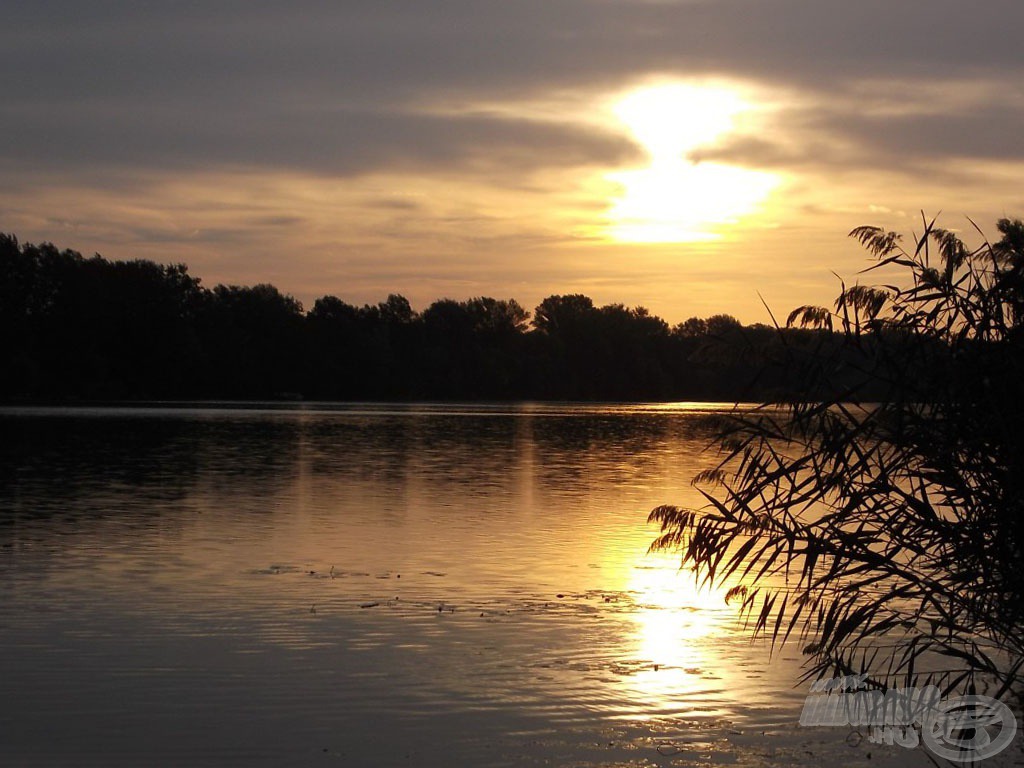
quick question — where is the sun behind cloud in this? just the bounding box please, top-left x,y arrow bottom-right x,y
605,81 -> 779,243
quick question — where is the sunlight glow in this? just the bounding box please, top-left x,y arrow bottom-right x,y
606,82 -> 778,243
627,551 -> 732,647
611,548 -> 744,718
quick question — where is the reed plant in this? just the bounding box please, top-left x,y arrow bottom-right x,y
651,215 -> 1024,701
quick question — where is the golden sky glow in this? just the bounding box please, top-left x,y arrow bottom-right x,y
604,82 -> 779,243
3,2 -> 1022,323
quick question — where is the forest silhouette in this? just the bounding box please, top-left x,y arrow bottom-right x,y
2,232 -> 882,402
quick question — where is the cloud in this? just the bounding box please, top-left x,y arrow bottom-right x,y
685,74 -> 1024,182
0,102 -> 639,178
3,0 -> 1022,179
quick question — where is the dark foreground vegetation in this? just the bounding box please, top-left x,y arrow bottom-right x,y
1,232 -> 877,402
653,216 -> 1024,708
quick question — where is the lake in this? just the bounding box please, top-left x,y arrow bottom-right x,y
0,403 -> 901,767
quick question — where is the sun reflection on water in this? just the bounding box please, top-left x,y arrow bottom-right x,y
615,548 -> 744,719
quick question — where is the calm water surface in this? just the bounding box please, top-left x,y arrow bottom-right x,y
0,403 -> 851,767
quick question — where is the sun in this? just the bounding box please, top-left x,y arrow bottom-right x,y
605,81 -> 778,243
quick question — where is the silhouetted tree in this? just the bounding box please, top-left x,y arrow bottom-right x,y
704,313 -> 743,336
377,293 -> 416,325
0,236 -> 206,398
532,294 -> 596,335
0,231 -> 875,403
304,296 -> 362,398
196,284 -> 304,398
417,297 -> 529,398
673,317 -> 708,338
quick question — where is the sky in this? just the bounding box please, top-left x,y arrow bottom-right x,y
3,0 -> 1023,323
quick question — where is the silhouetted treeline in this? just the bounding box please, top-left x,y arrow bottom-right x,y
0,233 -> 877,402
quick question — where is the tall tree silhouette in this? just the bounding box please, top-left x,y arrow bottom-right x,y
0,231 -> 900,403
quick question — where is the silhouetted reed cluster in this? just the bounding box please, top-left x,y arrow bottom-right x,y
652,216 -> 1024,702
